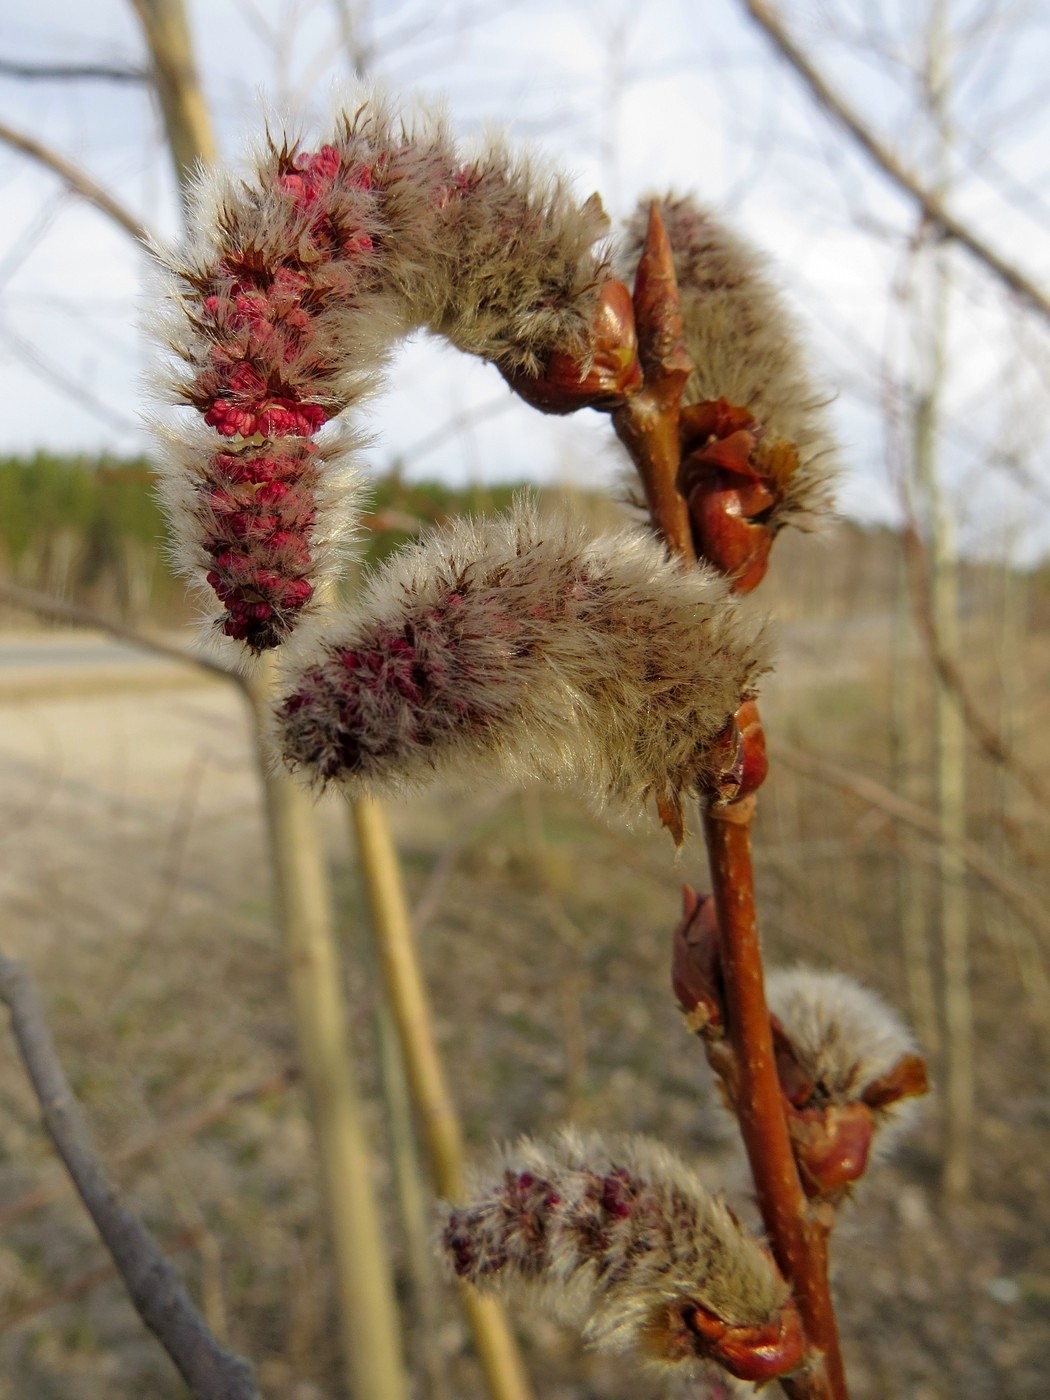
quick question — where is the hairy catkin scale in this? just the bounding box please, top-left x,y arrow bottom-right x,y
618,195 -> 838,526
442,1129 -> 790,1373
275,500 -> 768,826
151,93 -> 609,654
765,966 -> 924,1153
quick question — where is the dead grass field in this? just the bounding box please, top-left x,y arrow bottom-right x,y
1,531 -> 1048,1399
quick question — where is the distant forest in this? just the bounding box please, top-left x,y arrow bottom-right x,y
0,453 -> 1045,629
0,453 -> 524,622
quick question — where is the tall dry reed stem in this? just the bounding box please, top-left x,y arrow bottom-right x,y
350,795 -> 534,1400
247,666 -> 409,1400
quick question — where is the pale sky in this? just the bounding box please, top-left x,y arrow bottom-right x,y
2,0 -> 1049,557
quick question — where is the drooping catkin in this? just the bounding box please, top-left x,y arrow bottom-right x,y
442,1128 -> 802,1380
618,195 -> 838,527
766,966 -> 926,1151
275,499 -> 768,829
151,93 -> 609,653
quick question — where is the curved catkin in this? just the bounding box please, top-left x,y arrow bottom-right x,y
151,93 -> 609,654
442,1128 -> 800,1379
765,967 -> 925,1150
618,195 -> 838,526
275,500 -> 768,826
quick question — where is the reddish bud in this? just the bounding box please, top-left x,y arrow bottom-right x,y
862,1053 -> 930,1110
735,698 -> 768,798
706,715 -> 745,803
631,204 -> 692,390
677,399 -> 784,593
500,279 -> 642,414
671,886 -> 724,1035
679,1296 -> 805,1383
784,1100 -> 876,1201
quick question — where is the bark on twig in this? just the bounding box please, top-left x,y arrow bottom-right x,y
0,950 -> 260,1400
615,207 -> 847,1396
741,0 -> 1050,325
703,808 -> 843,1400
0,60 -> 148,83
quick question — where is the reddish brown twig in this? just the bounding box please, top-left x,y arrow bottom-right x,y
612,205 -> 696,563
613,205 -> 848,1397
702,806 -> 844,1400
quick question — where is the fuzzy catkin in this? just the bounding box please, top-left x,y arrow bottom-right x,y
275,499 -> 768,824
619,195 -> 837,526
765,966 -> 923,1148
152,93 -> 609,653
442,1128 -> 790,1372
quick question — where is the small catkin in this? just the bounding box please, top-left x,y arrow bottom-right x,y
151,93 -> 609,654
618,195 -> 838,526
442,1128 -> 794,1377
765,966 -> 924,1150
275,499 -> 768,826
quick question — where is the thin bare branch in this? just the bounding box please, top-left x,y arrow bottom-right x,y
774,743 -> 1050,955
742,0 -> 1050,325
0,59 -> 148,83
0,580 -> 243,689
0,116 -> 151,245
0,949 -> 260,1399
899,523 -> 1050,812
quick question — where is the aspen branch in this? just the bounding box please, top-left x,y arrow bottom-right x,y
616,206 -> 845,1398
129,0 -> 217,210
350,796 -> 535,1400
742,0 -> 1050,325
0,949 -> 260,1400
0,117 -> 151,246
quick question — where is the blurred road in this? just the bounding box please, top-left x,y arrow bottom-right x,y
0,630 -> 215,699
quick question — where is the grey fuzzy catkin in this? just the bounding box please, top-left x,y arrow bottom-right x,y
275,498 -> 768,824
442,1127 -> 789,1365
618,195 -> 838,526
150,91 -> 609,652
765,966 -> 923,1151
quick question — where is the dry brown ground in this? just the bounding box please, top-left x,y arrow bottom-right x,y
0,584 -> 1048,1399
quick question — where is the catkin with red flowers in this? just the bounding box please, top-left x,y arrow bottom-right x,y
442,1128 -> 803,1383
275,498 -> 768,833
152,95 -> 609,654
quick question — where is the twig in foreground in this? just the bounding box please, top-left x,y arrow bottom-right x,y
0,948 -> 260,1400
